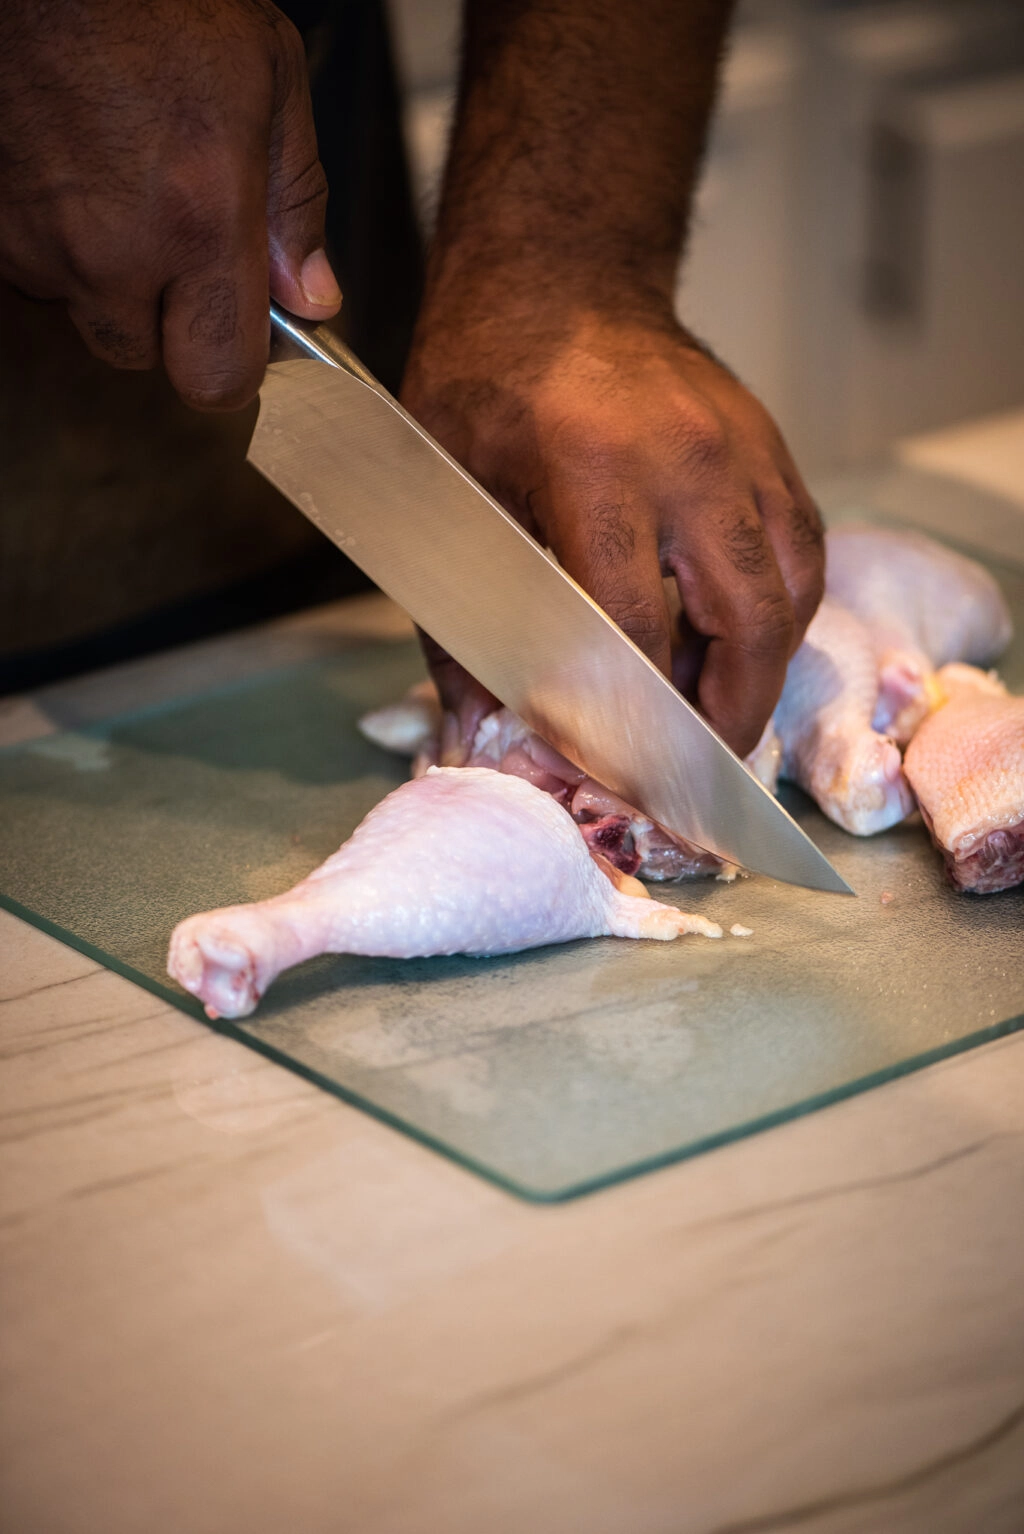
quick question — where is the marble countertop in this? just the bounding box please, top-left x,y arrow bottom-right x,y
3,568 -> 1024,1533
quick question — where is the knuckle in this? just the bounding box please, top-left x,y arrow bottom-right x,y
745,590 -> 795,652
758,488 -> 825,633
81,316 -> 156,369
186,277 -> 239,347
788,496 -> 826,555
61,227 -> 136,296
673,404 -> 729,474
200,170 -> 253,234
790,560 -> 825,632
722,514 -> 773,578
610,593 -> 666,656
163,198 -> 225,273
161,160 -> 254,268
779,501 -> 826,633
551,414 -> 632,474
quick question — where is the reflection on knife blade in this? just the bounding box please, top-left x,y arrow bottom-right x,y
248,312 -> 851,895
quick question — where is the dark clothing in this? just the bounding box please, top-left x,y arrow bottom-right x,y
0,0 -> 423,692
309,0 -> 424,395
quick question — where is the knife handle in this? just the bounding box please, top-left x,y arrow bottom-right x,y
268,302 -> 379,390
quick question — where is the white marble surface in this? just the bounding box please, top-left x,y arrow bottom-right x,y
2,598 -> 1023,1534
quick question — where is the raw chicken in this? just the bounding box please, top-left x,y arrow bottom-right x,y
167,767 -> 724,1020
826,524 -> 1012,741
466,709 -> 732,879
360,691 -> 785,881
903,665 -> 1024,894
773,599 -> 916,835
364,528 -> 1010,852
772,525 -> 1013,833
364,523 -> 1016,857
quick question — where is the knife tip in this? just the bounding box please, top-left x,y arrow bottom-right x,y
798,855 -> 856,897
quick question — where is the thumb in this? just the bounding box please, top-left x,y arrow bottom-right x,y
266,19 -> 341,319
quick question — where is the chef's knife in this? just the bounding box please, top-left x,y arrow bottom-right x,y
248,304 -> 852,894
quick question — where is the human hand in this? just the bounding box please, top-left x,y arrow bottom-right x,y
0,0 -> 340,409
402,296 -> 824,761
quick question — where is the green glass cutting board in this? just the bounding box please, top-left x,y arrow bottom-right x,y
2,565 -> 1022,1201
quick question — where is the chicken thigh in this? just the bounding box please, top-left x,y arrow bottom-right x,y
168,767 -> 723,1020
903,665 -> 1024,894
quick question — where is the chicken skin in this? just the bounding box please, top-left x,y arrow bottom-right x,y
365,529 -> 1012,849
771,526 -> 1013,833
361,691 -> 787,881
903,665 -> 1024,894
167,767 -> 723,1020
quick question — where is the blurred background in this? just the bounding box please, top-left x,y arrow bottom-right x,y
2,0 -> 1022,689
393,0 -> 1024,472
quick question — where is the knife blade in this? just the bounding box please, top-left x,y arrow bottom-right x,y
248,304 -> 852,894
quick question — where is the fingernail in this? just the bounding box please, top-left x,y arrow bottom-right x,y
300,249 -> 341,308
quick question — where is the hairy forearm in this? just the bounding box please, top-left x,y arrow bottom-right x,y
427,0 -> 737,309
405,0 -> 822,761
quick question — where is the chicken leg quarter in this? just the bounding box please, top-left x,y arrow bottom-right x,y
168,768 -> 723,1020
